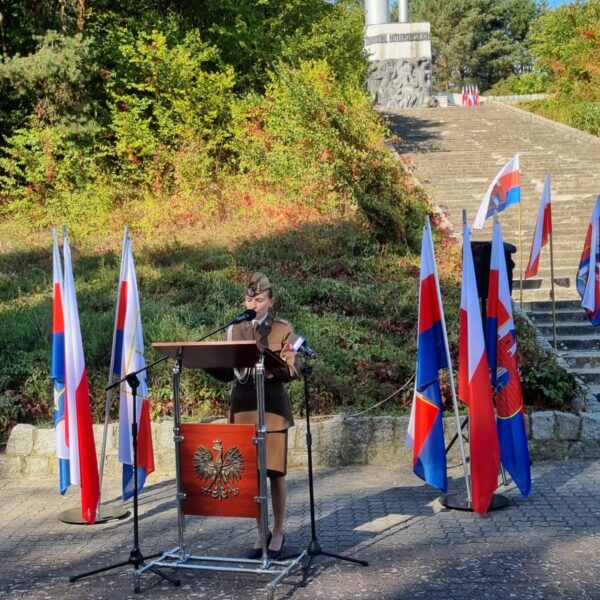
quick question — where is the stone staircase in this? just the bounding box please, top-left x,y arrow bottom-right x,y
525,300 -> 600,397
386,102 -> 600,397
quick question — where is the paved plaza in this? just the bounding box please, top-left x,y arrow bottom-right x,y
2,461 -> 600,600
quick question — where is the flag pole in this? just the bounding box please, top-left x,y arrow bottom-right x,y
449,210 -> 472,502
518,203 -> 523,307
549,223 -> 557,351
492,212 -> 509,488
98,227 -> 129,503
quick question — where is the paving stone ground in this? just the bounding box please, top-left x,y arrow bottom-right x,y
2,461 -> 600,600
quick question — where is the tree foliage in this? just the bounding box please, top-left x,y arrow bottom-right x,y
409,0 -> 541,91
518,1 -> 600,136
529,0 -> 600,99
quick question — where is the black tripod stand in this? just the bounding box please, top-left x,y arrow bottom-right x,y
299,356 -> 368,587
69,372 -> 180,592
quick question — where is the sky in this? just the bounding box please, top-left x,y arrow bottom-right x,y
387,0 -> 576,8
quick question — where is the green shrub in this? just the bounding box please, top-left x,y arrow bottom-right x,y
521,97 -> 600,136
282,0 -> 368,86
522,2 -> 600,136
0,392 -> 25,439
0,119 -> 116,234
106,29 -> 235,182
231,60 -> 426,246
486,71 -> 551,96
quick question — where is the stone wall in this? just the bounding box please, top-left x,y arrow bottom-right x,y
2,411 -> 599,480
366,59 -> 434,109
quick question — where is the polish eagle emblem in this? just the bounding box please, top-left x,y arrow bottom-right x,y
193,440 -> 245,500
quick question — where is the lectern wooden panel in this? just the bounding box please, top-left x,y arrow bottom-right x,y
152,341 -> 258,370
179,423 -> 259,518
152,340 -> 288,378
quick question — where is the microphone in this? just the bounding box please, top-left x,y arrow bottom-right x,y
290,334 -> 317,359
231,309 -> 257,324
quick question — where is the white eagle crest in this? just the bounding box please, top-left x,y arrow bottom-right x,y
193,440 -> 245,500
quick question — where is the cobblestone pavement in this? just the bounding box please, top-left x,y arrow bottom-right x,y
2,461 -> 600,600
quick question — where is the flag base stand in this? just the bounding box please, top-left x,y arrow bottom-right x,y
58,505 -> 130,525
439,493 -> 509,512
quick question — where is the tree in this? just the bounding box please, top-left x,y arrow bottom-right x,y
529,0 -> 600,99
410,0 -> 540,91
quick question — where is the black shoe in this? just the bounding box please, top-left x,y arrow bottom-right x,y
247,531 -> 272,559
267,535 -> 285,560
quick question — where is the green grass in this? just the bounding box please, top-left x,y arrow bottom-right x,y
520,97 -> 600,137
1,204 -> 578,443
0,217 -> 435,434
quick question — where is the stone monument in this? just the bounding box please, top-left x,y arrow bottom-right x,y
364,0 -> 433,109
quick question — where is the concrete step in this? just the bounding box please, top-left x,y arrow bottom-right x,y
530,312 -> 590,326
572,367 -> 600,384
390,102 -> 600,391
518,291 -> 579,303
562,352 -> 600,369
515,277 -> 575,290
586,383 -> 600,397
536,321 -> 597,337
523,300 -> 583,312
554,335 -> 600,351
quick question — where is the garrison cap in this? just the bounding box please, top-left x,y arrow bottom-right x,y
246,272 -> 271,297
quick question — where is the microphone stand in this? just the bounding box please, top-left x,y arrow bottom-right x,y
69,371 -> 180,591
299,353 -> 368,587
68,312 -> 253,591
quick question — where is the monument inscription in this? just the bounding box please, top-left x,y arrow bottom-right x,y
365,32 -> 431,46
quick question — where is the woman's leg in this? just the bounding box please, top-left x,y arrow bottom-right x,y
253,516 -> 265,549
269,475 -> 286,550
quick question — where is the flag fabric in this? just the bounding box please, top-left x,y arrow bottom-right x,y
473,154 -> 521,229
525,172 -> 552,279
458,222 -> 500,514
486,220 -> 531,497
576,196 -> 600,326
406,220 -> 449,492
51,231 -> 70,494
115,234 -> 155,501
461,87 -> 466,107
475,86 -> 480,108
62,233 -> 100,523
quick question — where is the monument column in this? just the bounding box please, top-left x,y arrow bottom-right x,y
365,0 -> 389,26
364,0 -> 433,109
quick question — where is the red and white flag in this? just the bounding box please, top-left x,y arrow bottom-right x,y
458,222 -> 500,514
525,172 -> 552,279
62,232 -> 100,523
115,233 -> 155,501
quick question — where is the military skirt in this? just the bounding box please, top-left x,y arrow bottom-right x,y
229,377 -> 294,477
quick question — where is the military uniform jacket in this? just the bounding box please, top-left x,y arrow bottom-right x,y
227,313 -> 296,476
227,313 -> 298,431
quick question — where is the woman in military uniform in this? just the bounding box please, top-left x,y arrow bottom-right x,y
228,272 -> 297,560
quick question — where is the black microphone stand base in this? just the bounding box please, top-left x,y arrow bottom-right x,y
69,373 -> 180,593
299,360 -> 368,589
69,548 -> 180,592
300,539 -> 368,587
